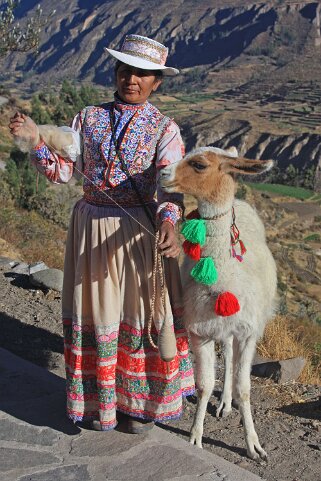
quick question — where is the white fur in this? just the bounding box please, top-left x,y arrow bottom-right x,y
38,125 -> 81,160
162,148 -> 277,461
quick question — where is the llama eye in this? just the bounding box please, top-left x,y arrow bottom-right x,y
190,161 -> 207,171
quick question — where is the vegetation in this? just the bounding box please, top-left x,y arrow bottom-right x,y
0,200 -> 66,269
263,163 -> 317,191
246,182 -> 314,200
304,233 -> 321,242
1,81 -> 100,211
258,315 -> 321,384
31,81 -> 101,126
4,149 -> 47,208
0,0 -> 54,57
163,67 -> 209,94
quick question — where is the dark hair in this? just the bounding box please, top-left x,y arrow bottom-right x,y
114,60 -> 163,80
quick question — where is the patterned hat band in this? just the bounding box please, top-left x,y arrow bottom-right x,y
121,36 -> 168,66
105,34 -> 179,76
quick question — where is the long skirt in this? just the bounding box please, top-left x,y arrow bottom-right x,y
62,199 -> 195,430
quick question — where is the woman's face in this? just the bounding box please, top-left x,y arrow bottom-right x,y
116,64 -> 162,104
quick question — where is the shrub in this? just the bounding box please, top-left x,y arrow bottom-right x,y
4,149 -> 47,208
29,81 -> 102,126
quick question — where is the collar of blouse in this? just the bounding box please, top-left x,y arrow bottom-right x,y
113,91 -> 148,113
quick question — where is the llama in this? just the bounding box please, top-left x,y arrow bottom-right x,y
160,146 -> 277,461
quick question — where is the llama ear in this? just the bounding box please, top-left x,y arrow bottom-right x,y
221,156 -> 274,176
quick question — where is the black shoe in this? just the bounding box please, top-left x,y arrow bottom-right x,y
126,417 -> 154,434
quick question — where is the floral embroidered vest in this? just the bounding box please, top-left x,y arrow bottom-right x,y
80,100 -> 171,206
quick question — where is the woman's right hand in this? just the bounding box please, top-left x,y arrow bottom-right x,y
9,112 -> 40,146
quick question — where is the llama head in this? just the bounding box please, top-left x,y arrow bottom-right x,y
160,147 -> 273,207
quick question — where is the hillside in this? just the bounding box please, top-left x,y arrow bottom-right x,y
2,0 -> 321,186
4,0 -> 321,86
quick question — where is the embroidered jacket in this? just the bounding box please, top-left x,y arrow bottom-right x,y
30,99 -> 185,225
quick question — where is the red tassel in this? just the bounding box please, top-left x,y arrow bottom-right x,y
186,209 -> 200,220
239,240 -> 247,255
183,240 -> 201,261
215,291 -> 240,317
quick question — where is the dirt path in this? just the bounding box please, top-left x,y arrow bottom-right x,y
0,261 -> 320,481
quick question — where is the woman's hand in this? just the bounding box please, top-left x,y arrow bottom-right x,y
9,112 -> 40,146
158,221 -> 180,258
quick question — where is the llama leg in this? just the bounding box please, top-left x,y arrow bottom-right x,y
189,333 -> 215,448
216,335 -> 233,418
232,336 -> 239,409
235,336 -> 267,461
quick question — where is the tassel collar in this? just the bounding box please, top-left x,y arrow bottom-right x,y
183,207 -> 246,259
181,205 -> 245,317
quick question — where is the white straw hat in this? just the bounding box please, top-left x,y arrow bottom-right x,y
105,34 -> 179,76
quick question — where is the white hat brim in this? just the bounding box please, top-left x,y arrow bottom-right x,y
105,48 -> 179,76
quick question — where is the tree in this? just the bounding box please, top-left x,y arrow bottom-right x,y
31,94 -> 52,124
0,0 -> 55,57
5,149 -> 47,208
284,164 -> 299,186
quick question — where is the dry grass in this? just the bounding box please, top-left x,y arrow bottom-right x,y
0,205 -> 66,269
258,315 -> 321,385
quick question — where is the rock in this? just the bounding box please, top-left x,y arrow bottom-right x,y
252,355 -> 306,383
29,268 -> 63,292
18,465 -> 90,481
28,261 -> 48,275
278,357 -> 306,383
0,256 -> 16,268
311,421 -> 320,432
10,262 -> 29,275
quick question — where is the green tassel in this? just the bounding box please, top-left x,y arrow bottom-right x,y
191,257 -> 218,285
181,219 -> 206,246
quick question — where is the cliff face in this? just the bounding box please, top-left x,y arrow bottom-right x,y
6,0 -> 320,84
190,119 -> 321,175
178,111 -> 320,185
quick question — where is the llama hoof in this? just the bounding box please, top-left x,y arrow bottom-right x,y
189,433 -> 203,448
216,405 -> 232,418
258,449 -> 268,462
216,401 -> 232,418
247,445 -> 268,462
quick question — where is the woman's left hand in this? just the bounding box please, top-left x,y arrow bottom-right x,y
158,221 -> 180,258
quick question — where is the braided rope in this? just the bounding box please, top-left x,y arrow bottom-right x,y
147,230 -> 167,350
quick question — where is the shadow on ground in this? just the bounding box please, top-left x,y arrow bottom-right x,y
0,348 -> 80,435
158,421 -> 246,457
279,399 -> 321,420
0,311 -> 63,369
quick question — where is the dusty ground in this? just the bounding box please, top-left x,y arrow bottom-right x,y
0,260 -> 320,481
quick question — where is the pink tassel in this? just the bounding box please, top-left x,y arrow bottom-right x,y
232,246 -> 243,262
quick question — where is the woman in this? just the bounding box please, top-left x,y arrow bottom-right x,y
9,34 -> 194,433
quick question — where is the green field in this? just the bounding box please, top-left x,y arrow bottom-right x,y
246,182 -> 314,200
